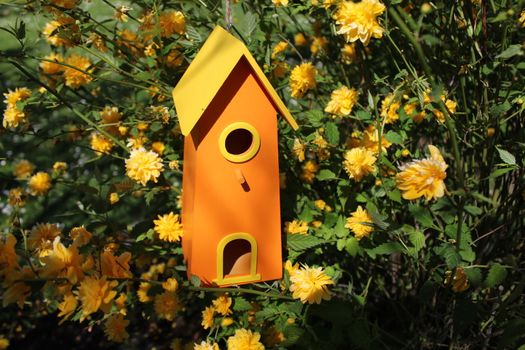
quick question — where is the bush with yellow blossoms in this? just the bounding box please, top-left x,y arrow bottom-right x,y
1,0 -> 524,349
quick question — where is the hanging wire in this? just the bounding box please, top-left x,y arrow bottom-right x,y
225,0 -> 233,31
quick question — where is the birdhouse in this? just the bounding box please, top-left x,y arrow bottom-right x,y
172,26 -> 298,287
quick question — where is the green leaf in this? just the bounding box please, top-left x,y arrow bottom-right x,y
496,44 -> 523,60
367,242 -> 403,258
345,237 -> 359,257
485,263 -> 507,288
325,122 -> 340,145
496,147 -> 516,165
317,169 -> 336,181
464,268 -> 482,287
233,297 -> 252,312
489,166 -> 515,179
304,109 -> 325,127
287,234 -> 325,252
408,229 -> 426,252
386,189 -> 402,203
384,130 -> 403,144
408,204 -> 434,228
334,216 -> 347,238
464,205 -> 482,216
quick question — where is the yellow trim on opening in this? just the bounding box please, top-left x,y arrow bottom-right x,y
214,232 -> 260,285
218,122 -> 261,163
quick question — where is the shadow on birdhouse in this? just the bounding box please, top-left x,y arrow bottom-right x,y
172,26 -> 298,287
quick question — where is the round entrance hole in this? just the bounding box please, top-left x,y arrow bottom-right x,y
218,122 -> 261,163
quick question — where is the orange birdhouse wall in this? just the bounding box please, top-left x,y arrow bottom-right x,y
172,26 -> 298,287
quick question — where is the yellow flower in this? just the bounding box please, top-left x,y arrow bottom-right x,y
343,147 -> 376,181
263,326 -> 285,347
314,199 -> 331,212
271,41 -> 288,59
137,282 -> 152,303
115,292 -> 127,312
292,138 -> 305,162
62,54 -> 93,88
101,251 -> 132,278
289,62 -> 317,99
294,33 -> 307,46
42,17 -> 77,47
0,337 -> 9,350
433,99 -> 457,123
450,267 -> 469,293
168,160 -> 180,170
325,86 -> 359,117
2,107 -> 27,129
28,171 -> 52,196
310,36 -> 328,56
284,220 -> 308,235
2,268 -> 32,308
284,260 -> 299,277
114,5 -> 131,23
13,159 -> 34,179
3,87 -> 31,128
107,192 -> 119,205
212,294 -> 232,316
40,53 -> 63,75
125,148 -> 164,186
360,125 -> 392,154
8,188 -> 25,207
87,32 -> 108,52
341,43 -> 357,64
0,234 -> 19,277
162,278 -> 179,292
57,293 -> 78,323
300,160 -> 319,183
227,329 -> 264,350
272,0 -> 289,6
127,135 -> 148,149
28,223 -> 61,256
154,292 -> 180,321
201,306 -> 216,330
520,10 -> 525,27
380,94 -> 400,124
165,49 -> 184,68
194,340 -> 219,350
221,317 -> 234,327
159,10 -> 186,37
41,238 -> 84,284
154,212 -> 184,242
104,314 -> 130,343
152,141 -> 166,155
396,145 -> 448,201
52,161 -> 67,173
403,102 -> 425,123
90,133 -> 114,155
49,0 -> 77,9
289,265 -> 333,304
4,87 -> 31,106
100,106 -> 122,124
334,0 -> 386,45
77,276 -> 118,321
345,206 -> 373,240
70,226 -> 92,247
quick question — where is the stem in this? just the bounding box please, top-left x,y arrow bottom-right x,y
8,60 -> 128,152
188,286 -> 294,300
388,6 -> 466,251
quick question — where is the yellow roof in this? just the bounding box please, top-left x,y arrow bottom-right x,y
172,26 -> 298,136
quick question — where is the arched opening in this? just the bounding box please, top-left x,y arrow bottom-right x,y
223,239 -> 251,276
215,232 -> 261,285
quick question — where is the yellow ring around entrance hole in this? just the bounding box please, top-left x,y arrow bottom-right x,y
218,122 -> 261,163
